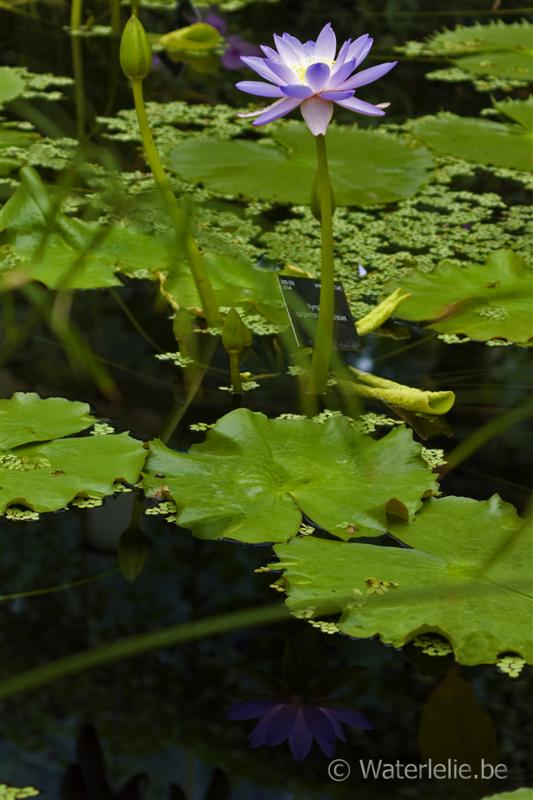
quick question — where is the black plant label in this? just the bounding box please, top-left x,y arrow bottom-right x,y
278,276 -> 360,351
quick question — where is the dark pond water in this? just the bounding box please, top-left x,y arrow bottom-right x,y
1,0 -> 532,798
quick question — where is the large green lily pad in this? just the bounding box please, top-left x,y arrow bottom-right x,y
143,409 -> 438,544
412,108 -> 533,172
273,495 -> 533,665
384,250 -> 533,344
0,393 -> 94,450
167,122 -> 434,206
0,179 -> 174,290
456,50 -> 533,82
160,251 -> 287,331
420,20 -> 533,55
0,395 -> 145,514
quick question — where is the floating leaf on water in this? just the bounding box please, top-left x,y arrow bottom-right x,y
143,408 -> 437,544
412,110 -> 533,172
167,121 -> 434,206
0,392 -> 95,450
383,250 -> 533,344
0,394 -> 145,515
0,67 -> 25,107
0,785 -> 41,799
272,495 -> 533,665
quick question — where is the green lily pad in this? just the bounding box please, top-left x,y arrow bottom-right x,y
0,178 -> 174,290
384,250 -> 533,344
457,50 -> 533,82
273,495 -> 533,665
159,251 -> 287,332
143,409 -> 438,544
0,394 -> 146,514
0,393 -> 94,450
167,122 -> 434,206
482,790 -> 533,800
494,97 -> 533,129
0,67 -> 24,107
411,111 -> 533,172
422,20 -> 533,55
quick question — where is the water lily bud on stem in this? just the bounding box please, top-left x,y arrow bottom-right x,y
118,526 -> 151,582
222,308 -> 251,355
222,308 -> 251,394
120,14 -> 152,81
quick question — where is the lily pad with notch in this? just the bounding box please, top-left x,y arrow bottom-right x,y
143,408 -> 438,544
272,495 -> 533,665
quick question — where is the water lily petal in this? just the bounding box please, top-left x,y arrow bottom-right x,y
227,699 -> 279,720
330,58 -> 357,84
249,705 -> 285,747
237,99 -> 280,118
305,62 -> 331,92
240,56 -> 284,84
260,44 -> 281,62
302,706 -> 337,751
340,61 -> 397,90
314,22 -> 337,61
303,40 -> 315,57
288,708 -> 313,761
265,58 -> 298,84
300,97 -> 334,135
281,32 -> 306,62
319,707 -> 347,741
235,80 -> 283,97
319,89 -> 354,101
325,707 -> 373,730
273,33 -> 299,66
252,96 -> 302,126
334,38 -> 352,68
262,704 -> 299,745
334,95 -> 386,116
347,34 -> 373,65
282,84 -> 314,98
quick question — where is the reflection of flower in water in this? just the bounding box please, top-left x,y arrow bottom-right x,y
228,696 -> 372,761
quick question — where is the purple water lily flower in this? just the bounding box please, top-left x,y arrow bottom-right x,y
222,35 -> 261,71
228,697 -> 372,761
235,22 -> 397,135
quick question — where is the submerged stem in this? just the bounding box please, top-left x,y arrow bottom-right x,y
0,603 -> 290,700
130,79 -> 221,327
308,134 -> 335,396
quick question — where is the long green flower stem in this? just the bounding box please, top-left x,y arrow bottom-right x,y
0,603 -> 290,701
308,134 -> 335,395
70,0 -> 85,140
130,79 -> 221,328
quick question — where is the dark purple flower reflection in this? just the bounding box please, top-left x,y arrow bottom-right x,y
228,697 -> 372,761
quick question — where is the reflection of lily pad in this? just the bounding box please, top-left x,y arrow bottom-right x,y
0,395 -> 145,514
412,111 -> 532,172
273,495 -> 533,665
384,250 -> 533,344
167,122 -> 434,206
144,409 -> 437,544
